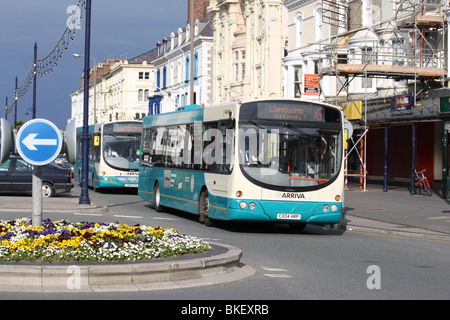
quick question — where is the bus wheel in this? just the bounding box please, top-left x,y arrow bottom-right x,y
92,174 -> 98,192
199,191 -> 214,227
153,183 -> 163,212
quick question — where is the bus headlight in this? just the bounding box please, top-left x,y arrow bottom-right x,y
331,204 -> 338,212
322,204 -> 329,212
239,201 -> 247,209
249,202 -> 256,210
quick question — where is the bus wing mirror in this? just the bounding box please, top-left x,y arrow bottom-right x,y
65,119 -> 77,164
140,161 -> 154,168
0,118 -> 12,163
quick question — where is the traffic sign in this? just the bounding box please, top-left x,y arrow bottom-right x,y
16,119 -> 62,166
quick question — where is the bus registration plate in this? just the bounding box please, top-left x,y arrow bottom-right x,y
277,213 -> 301,220
125,184 -> 138,187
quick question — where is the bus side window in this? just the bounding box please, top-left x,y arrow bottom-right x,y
192,123 -> 202,171
154,127 -> 166,167
165,127 -> 178,167
76,136 -> 82,160
176,124 -> 191,169
218,120 -> 234,174
203,122 -> 218,172
141,128 -> 153,164
92,133 -> 100,162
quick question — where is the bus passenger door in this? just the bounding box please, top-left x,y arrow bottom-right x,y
205,173 -> 230,219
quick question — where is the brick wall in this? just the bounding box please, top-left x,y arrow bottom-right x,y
188,0 -> 211,23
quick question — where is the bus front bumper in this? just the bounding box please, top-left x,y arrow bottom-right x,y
222,199 -> 342,224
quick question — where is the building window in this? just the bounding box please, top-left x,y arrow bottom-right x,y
392,39 -> 404,66
241,51 -> 246,81
423,31 -> 438,68
139,72 -> 150,80
234,50 -> 246,82
294,66 -> 302,98
157,69 -> 161,89
314,4 -> 323,42
185,55 -> 190,83
295,12 -> 303,47
361,47 -> 374,88
163,66 -> 167,89
138,89 -> 144,102
234,52 -> 239,81
194,52 -> 198,80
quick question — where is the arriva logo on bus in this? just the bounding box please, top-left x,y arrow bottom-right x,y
275,192 -> 306,199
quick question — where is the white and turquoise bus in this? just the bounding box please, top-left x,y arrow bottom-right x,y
138,99 -> 344,229
75,120 -> 142,191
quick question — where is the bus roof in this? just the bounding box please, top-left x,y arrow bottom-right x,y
143,107 -> 204,128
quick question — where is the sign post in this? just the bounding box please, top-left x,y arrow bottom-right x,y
16,119 -> 62,226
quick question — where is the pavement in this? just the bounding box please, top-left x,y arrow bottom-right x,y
341,181 -> 450,241
0,181 -> 448,292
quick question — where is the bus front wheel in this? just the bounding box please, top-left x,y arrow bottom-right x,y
199,191 -> 214,227
153,183 -> 163,212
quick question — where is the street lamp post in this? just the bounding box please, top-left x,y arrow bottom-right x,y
74,53 -> 97,124
79,0 -> 92,205
14,77 -> 18,129
32,42 -> 37,119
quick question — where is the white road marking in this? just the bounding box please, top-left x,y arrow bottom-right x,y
264,274 -> 293,278
261,266 -> 292,278
73,213 -> 104,217
261,266 -> 288,272
113,215 -> 143,219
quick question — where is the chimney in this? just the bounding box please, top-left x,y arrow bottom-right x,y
187,0 -> 211,23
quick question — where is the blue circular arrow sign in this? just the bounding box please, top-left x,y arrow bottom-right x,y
16,119 -> 62,166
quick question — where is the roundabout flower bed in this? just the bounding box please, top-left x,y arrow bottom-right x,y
0,218 -> 211,263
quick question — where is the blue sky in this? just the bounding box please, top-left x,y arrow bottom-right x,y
0,0 -> 188,129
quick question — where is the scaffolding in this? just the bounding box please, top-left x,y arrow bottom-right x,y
320,0 -> 447,190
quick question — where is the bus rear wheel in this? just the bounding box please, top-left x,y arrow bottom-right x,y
153,183 -> 163,212
199,191 -> 214,227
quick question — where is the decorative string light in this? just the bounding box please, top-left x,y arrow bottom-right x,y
6,0 -> 86,115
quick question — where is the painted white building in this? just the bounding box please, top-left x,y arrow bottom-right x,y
208,0 -> 288,104
69,59 -> 154,127
283,0 -> 334,100
148,18 -> 213,114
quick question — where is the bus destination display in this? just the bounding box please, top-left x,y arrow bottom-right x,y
257,103 -> 324,122
105,122 -> 141,133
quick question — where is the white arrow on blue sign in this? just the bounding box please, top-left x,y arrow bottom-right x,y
16,119 -> 62,166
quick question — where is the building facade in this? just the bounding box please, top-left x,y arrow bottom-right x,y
148,17 -> 214,114
70,59 -> 154,127
283,0 -> 449,189
208,0 -> 288,103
